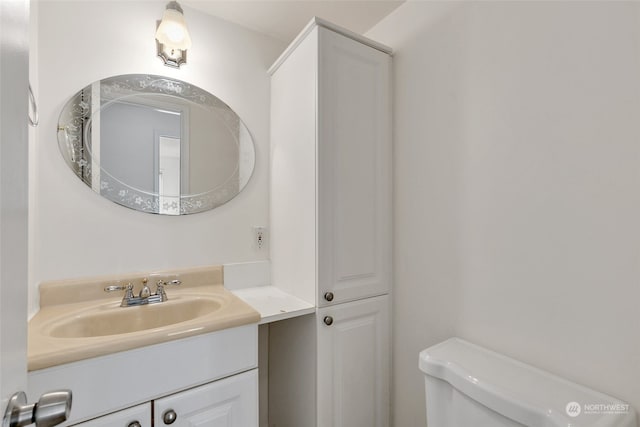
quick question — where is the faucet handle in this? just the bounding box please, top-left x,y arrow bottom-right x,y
151,275 -> 181,302
104,283 -> 133,293
156,277 -> 182,287
104,283 -> 135,306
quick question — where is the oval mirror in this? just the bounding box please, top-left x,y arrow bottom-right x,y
57,74 -> 255,215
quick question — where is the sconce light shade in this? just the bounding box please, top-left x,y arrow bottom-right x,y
156,1 -> 191,68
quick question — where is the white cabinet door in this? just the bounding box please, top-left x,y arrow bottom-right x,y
317,27 -> 392,307
153,369 -> 258,427
317,295 -> 390,427
70,404 -> 151,427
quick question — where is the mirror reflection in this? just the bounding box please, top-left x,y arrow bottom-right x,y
58,74 -> 255,215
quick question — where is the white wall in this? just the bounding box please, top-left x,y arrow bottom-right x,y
30,1 -> 284,316
367,2 -> 640,425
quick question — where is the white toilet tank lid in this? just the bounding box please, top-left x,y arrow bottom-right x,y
419,338 -> 636,427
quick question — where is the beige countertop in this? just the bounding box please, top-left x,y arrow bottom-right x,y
28,265 -> 260,371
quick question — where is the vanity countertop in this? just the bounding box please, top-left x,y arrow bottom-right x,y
29,266 -> 260,371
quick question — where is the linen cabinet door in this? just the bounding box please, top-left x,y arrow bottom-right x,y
153,370 -> 258,427
317,295 -> 390,427
317,27 -> 392,307
70,403 -> 151,427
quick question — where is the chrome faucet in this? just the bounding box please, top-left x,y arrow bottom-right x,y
139,278 -> 152,298
104,278 -> 182,307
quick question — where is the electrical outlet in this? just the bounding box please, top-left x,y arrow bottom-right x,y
253,226 -> 266,250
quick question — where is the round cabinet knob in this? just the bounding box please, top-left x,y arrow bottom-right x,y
162,410 -> 177,425
128,422 -> 141,427
323,292 -> 334,302
323,316 -> 334,326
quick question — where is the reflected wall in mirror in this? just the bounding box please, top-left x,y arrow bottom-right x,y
57,74 -> 255,215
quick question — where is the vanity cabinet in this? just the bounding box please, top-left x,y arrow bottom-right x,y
28,325 -> 258,427
69,370 -> 257,427
269,17 -> 392,427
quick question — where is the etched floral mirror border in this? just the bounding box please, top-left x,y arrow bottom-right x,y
57,74 -> 255,215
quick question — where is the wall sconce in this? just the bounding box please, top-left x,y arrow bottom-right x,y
155,1 -> 192,68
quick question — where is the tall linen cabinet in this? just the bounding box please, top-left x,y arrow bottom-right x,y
268,18 -> 392,427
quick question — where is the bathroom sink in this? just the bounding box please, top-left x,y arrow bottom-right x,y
48,297 -> 222,338
28,266 -> 261,371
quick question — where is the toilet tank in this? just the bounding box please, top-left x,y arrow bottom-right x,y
419,338 -> 637,427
